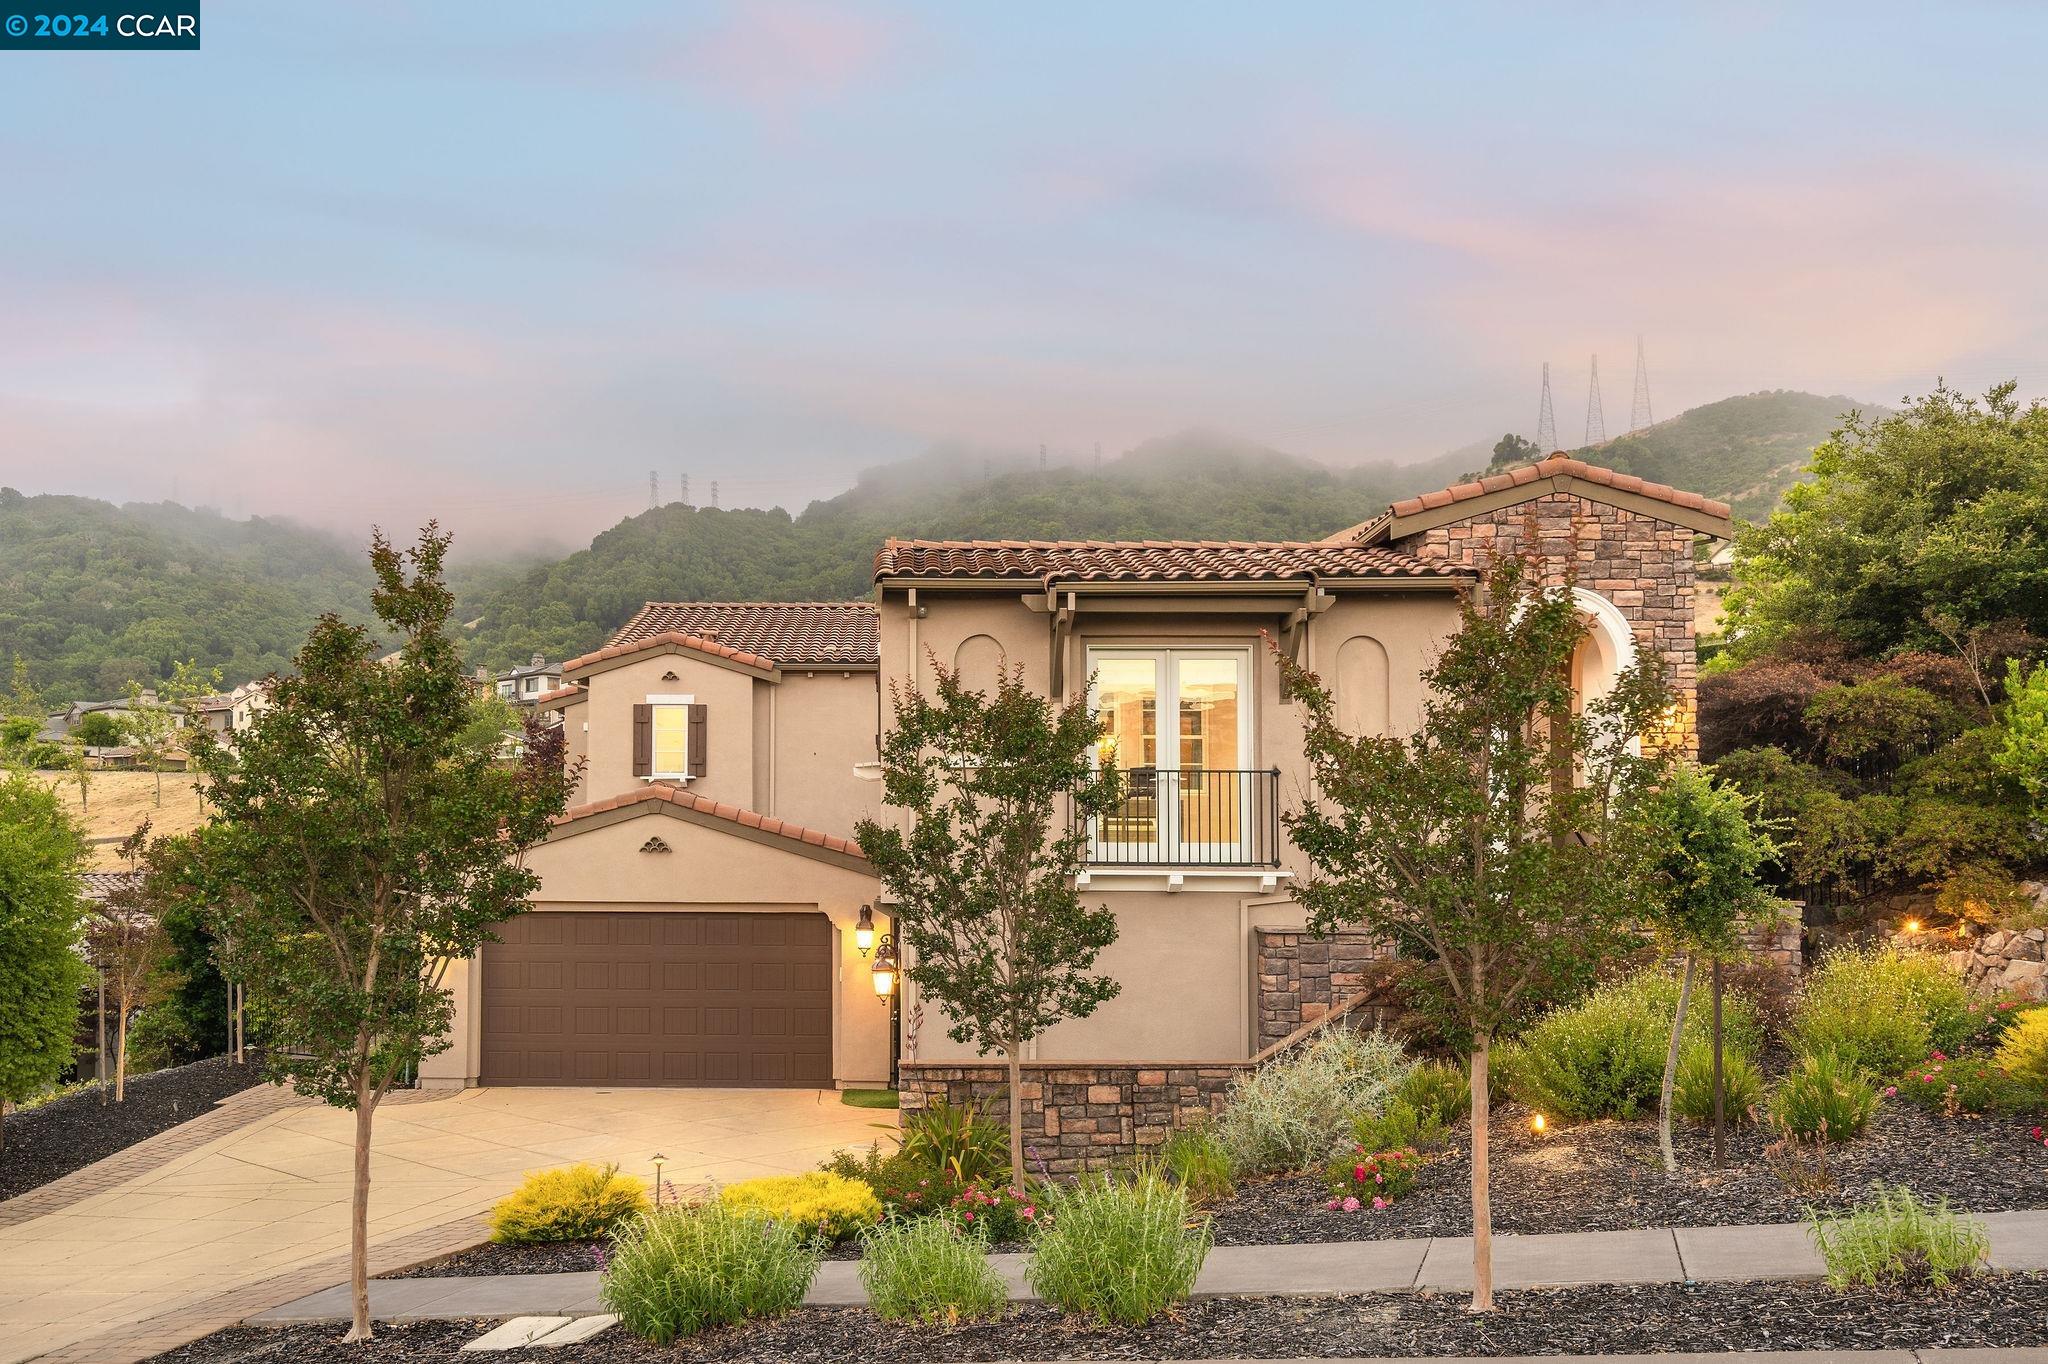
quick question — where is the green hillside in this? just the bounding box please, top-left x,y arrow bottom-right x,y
0,488 -> 379,704
1560,390 -> 1869,520
461,433 -> 1472,670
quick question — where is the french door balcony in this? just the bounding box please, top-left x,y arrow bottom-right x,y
1078,765 -> 1282,867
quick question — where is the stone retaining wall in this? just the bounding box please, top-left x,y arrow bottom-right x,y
1254,928 -> 1399,1049
1898,927 -> 2048,1000
1742,917 -> 1804,975
898,1061 -> 1247,1173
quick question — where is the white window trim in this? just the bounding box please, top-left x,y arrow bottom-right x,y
643,693 -> 697,782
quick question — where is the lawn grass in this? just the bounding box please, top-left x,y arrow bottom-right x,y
841,1088 -> 900,1109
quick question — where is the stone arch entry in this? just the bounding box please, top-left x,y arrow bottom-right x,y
1568,586 -> 1638,714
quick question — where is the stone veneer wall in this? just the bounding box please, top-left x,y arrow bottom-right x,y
1893,927 -> 2048,1000
898,1061 -> 1247,1173
1742,918 -> 1804,975
1255,929 -> 1398,1050
1392,491 -> 1700,753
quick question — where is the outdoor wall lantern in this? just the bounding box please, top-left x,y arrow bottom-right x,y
871,935 -> 898,1001
855,904 -> 876,956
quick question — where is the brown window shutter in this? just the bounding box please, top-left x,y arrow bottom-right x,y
686,703 -> 708,778
632,704 -> 653,778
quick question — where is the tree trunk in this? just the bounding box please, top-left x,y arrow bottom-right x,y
1711,960 -> 1726,1169
345,1084 -> 377,1341
1,1099 -> 8,1153
97,971 -> 108,1105
154,764 -> 163,806
114,1002 -> 130,1103
1004,1041 -> 1025,1185
1468,1033 -> 1494,1312
1658,953 -> 1695,1175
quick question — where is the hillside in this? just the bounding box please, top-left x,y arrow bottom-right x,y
459,433 -> 1474,670
0,489 -> 382,704
1560,390 -> 1867,521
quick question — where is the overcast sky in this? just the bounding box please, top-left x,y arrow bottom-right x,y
2,2 -> 2044,551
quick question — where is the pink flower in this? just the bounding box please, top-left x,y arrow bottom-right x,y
1932,1051 -> 1948,1062
963,1210 -> 974,1222
1883,1086 -> 1898,1098
1326,1198 -> 1341,1211
1022,1206 -> 1035,1219
1353,1164 -> 1367,1182
1372,1197 -> 1388,1210
1342,1197 -> 1361,1212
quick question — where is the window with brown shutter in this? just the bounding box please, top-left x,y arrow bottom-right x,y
686,703 -> 707,778
632,703 -> 653,778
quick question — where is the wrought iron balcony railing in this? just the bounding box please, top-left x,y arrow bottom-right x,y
1075,767 -> 1281,868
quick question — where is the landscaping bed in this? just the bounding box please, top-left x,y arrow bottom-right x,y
150,1274 -> 2048,1360
382,1240 -> 606,1279
1211,1102 -> 2048,1245
0,1055 -> 265,1200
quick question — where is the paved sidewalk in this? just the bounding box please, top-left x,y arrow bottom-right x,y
3,1086 -> 883,1364
253,1207 -> 2048,1323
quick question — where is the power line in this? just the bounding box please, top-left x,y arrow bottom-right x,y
1584,355 -> 1607,446
1536,362 -> 1558,451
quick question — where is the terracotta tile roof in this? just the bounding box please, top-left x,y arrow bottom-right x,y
552,785 -> 869,860
562,631 -> 781,677
872,539 -> 1451,583
604,602 -> 878,666
535,684 -> 585,708
1395,456 -> 1728,519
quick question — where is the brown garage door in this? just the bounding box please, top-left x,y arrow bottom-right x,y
481,912 -> 833,1087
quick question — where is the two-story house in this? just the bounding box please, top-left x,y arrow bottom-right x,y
419,457 -> 1731,1108
496,654 -> 565,707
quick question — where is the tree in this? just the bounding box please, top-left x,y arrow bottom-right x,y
1998,660 -> 2048,808
1492,433 -> 1543,465
63,739 -> 92,813
854,656 -> 1125,1181
1634,763 -> 1783,1172
3,656 -> 43,721
192,525 -> 577,1341
70,711 -> 125,748
124,830 -> 232,1065
0,770 -> 91,1151
85,823 -> 170,1102
1725,382 -> 2048,662
1276,555 -> 1671,1310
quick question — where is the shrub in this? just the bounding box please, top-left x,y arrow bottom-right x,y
901,1099 -> 1010,1186
1500,969 -> 1760,1122
1214,1028 -> 1412,1174
1771,1050 -> 1881,1142
1788,945 -> 1978,1077
947,1183 -> 1041,1242
1323,1145 -> 1423,1208
601,1203 -> 820,1343
719,1172 -> 882,1243
825,1144 -> 967,1220
1995,1007 -> 2048,1093
858,1216 -> 1008,1324
1892,1052 -> 2039,1117
1026,1173 -> 1211,1324
1808,1184 -> 1989,1288
1394,1058 -> 1471,1122
1157,1124 -> 1235,1204
1672,1045 -> 1763,1125
488,1163 -> 649,1245
1350,1097 -> 1449,1152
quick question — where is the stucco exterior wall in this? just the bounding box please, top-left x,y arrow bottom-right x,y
420,806 -> 890,1089
578,653 -> 756,807
769,670 -> 882,836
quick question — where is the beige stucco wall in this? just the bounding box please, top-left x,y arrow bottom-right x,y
769,670 -> 882,836
420,806 -> 890,1089
577,653 -> 757,807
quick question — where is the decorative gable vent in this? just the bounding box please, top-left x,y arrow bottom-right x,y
660,671 -> 680,682
639,836 -> 672,854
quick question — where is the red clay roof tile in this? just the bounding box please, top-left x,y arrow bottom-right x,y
1380,455 -> 1733,523
551,785 -> 868,860
603,602 -> 878,666
562,630 -> 781,676
871,539 -> 1451,583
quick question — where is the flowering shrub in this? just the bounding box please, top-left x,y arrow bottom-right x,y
1958,995 -> 2034,1050
1788,945 -> 1977,1076
1323,1145 -> 1422,1210
719,1172 -> 882,1244
1890,1052 -> 2038,1117
947,1182 -> 1042,1242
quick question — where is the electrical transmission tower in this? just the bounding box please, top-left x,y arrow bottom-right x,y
1584,355 -> 1607,446
680,473 -> 690,506
710,481 -> 720,509
649,471 -> 659,509
1629,336 -> 1653,432
1536,362 -> 1558,451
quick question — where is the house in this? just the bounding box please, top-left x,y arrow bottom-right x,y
194,681 -> 270,735
418,457 -> 1731,1108
496,654 -> 564,707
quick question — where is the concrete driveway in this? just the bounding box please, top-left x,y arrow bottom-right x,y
0,1085 -> 889,1364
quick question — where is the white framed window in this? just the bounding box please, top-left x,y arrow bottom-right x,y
644,693 -> 697,781
1086,648 -> 1254,862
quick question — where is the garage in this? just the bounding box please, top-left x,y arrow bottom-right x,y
480,911 -> 834,1087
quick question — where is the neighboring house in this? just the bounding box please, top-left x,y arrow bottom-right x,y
38,693 -> 183,744
195,681 -> 270,735
418,457 -> 1731,1097
496,654 -> 564,707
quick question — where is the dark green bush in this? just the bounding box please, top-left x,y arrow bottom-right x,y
1771,1050 -> 1880,1142
1672,1045 -> 1763,1125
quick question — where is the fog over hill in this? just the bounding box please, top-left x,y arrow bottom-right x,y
0,390 -> 1861,701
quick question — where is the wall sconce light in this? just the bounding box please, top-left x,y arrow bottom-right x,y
855,904 -> 875,956
871,935 -> 898,1001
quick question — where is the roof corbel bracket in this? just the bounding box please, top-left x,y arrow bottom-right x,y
1050,590 -> 1076,696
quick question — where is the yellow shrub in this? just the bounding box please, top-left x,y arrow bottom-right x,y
1994,1008 -> 2048,1092
489,1163 -> 650,1244
719,1171 -> 881,1243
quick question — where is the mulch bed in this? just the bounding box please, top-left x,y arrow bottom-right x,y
148,1274 -> 2048,1360
0,1055 -> 264,1200
381,1241 -> 607,1279
1210,1102 -> 2048,1245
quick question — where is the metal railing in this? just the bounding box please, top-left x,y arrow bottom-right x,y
1076,767 -> 1281,867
